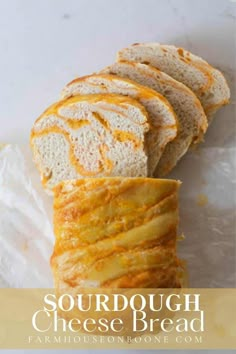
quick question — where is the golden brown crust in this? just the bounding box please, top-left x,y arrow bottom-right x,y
51,177 -> 182,289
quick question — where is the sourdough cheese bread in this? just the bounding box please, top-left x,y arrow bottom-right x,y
30,94 -> 150,191
101,61 -> 208,176
61,74 -> 178,174
51,177 -> 183,289
117,43 -> 230,121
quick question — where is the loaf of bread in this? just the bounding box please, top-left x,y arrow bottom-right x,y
61,73 -> 178,174
101,61 -> 208,176
117,42 -> 230,121
30,94 -> 151,191
51,177 -> 183,289
29,41 -> 231,295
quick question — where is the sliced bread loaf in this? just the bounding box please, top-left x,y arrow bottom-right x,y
101,61 -> 208,176
117,43 -> 230,121
61,74 -> 178,175
30,94 -> 150,191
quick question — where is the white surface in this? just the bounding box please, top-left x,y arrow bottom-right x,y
0,0 -> 235,146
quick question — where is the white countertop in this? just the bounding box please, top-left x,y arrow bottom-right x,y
0,1 -> 235,353
0,0 -> 235,146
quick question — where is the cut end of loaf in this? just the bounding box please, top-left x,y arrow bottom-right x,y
30,94 -> 151,190
61,72 -> 178,174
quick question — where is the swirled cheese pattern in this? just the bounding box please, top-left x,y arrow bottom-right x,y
30,94 -> 150,190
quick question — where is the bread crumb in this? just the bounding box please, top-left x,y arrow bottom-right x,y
0,143 -> 7,151
177,233 -> 185,241
177,48 -> 184,57
197,194 -> 208,206
22,241 -> 28,252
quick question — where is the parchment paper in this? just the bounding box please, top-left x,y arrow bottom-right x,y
0,143 -> 235,288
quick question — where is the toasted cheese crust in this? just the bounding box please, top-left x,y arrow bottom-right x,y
51,177 -> 183,289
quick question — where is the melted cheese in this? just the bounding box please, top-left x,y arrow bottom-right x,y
51,178 -> 182,289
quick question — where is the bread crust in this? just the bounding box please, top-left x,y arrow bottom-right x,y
101,61 -> 208,176
51,177 -> 183,288
117,42 -> 230,120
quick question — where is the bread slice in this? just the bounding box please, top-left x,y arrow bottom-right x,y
101,61 -> 208,176
30,94 -> 150,191
51,177 -> 183,289
61,74 -> 178,175
117,43 -> 230,121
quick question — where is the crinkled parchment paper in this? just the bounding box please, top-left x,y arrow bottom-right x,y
0,143 -> 235,288
0,144 -> 54,287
